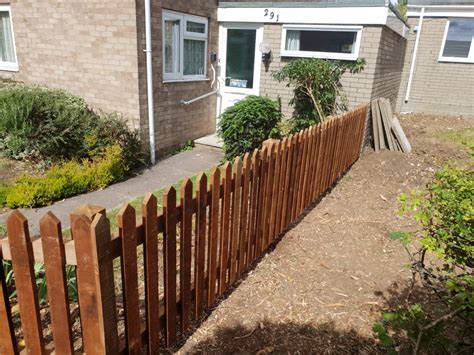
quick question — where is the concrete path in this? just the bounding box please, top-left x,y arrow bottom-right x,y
0,146 -> 223,236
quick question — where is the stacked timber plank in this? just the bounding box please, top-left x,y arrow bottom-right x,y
371,98 -> 411,153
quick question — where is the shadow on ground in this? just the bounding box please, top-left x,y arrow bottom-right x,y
184,320 -> 381,353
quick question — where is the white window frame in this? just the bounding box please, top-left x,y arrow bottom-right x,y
0,5 -> 18,72
438,19 -> 474,64
162,10 -> 208,82
280,24 -> 363,61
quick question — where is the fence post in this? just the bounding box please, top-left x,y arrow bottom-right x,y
0,244 -> 17,355
71,205 -> 118,354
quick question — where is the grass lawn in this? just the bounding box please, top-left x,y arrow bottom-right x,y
439,127 -> 474,155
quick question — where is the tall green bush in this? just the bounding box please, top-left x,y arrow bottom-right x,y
218,96 -> 282,161
0,83 -> 144,168
273,58 -> 365,132
374,166 -> 473,354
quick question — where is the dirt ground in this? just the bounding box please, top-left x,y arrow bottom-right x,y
178,114 -> 473,353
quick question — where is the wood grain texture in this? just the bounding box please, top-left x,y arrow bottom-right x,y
247,150 -> 260,265
195,173 -> 207,318
40,212 -> 73,354
6,211 -> 45,354
118,204 -> 141,354
219,162 -> 232,295
163,187 -> 177,346
229,157 -> 242,283
208,168 -> 220,305
142,193 -> 160,354
238,153 -> 251,273
0,244 -> 17,355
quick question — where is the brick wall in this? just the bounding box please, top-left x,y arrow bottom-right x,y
136,1 -> 218,156
0,0 -> 142,128
397,17 -> 474,117
259,24 -> 406,146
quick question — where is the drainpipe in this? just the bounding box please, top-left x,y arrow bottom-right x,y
405,7 -> 424,103
144,0 -> 156,164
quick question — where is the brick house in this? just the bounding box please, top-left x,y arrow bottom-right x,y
397,1 -> 474,116
0,1 -> 470,161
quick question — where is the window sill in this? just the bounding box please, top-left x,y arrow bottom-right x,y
163,77 -> 210,84
0,64 -> 19,72
438,57 -> 474,64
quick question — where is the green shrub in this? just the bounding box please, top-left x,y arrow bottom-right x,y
374,166 -> 473,354
6,145 -> 127,208
273,58 -> 365,132
0,183 -> 11,206
0,83 -> 144,168
218,96 -> 282,161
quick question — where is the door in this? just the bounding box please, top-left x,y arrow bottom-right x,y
217,23 -> 264,118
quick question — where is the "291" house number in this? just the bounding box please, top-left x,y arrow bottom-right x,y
264,9 -> 280,22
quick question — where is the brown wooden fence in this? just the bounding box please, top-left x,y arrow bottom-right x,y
0,105 -> 368,354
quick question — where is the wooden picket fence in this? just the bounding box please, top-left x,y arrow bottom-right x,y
0,105 -> 368,354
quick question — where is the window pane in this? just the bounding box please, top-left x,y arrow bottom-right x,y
187,21 -> 205,34
184,39 -> 205,75
285,29 -> 356,54
164,19 -> 180,74
225,29 -> 256,89
443,18 -> 474,58
0,11 -> 15,63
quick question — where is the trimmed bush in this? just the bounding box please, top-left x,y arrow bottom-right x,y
0,83 -> 144,168
218,96 -> 282,161
6,145 -> 127,208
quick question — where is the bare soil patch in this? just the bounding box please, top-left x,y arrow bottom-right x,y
178,114 -> 473,353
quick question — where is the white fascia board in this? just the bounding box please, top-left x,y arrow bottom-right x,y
407,9 -> 474,18
218,7 -> 389,25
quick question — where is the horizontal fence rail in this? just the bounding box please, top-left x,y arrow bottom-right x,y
0,105 -> 368,354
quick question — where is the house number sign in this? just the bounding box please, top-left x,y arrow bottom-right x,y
264,9 -> 280,22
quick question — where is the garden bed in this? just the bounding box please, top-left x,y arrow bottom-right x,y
179,113 -> 473,352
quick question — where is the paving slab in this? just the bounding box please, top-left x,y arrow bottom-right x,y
0,146 -> 223,236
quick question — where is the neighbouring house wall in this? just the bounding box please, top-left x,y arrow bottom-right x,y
136,1 -> 218,156
0,0 -> 142,128
259,24 -> 407,146
397,17 -> 474,117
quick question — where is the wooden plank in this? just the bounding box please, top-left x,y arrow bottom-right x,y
371,101 -> 380,152
280,136 -> 293,231
275,138 -> 288,236
118,204 -> 141,354
218,162 -> 232,295
268,141 -> 281,243
6,211 -> 45,354
378,99 -> 396,151
238,153 -> 251,275
301,127 -> 314,209
195,173 -> 207,318
0,244 -> 17,355
372,99 -> 386,150
229,157 -> 242,283
262,143 -> 275,249
311,125 -> 323,202
39,212 -> 74,354
290,133 -> 302,221
246,150 -> 260,265
298,129 -> 310,214
391,117 -> 412,153
73,213 -> 119,354
207,168 -> 220,306
142,193 -> 160,354
179,180 -> 192,330
163,187 -> 177,346
255,146 -> 268,256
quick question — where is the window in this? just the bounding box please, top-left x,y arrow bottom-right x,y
163,11 -> 208,81
281,25 -> 362,61
439,18 -> 474,63
0,5 -> 18,71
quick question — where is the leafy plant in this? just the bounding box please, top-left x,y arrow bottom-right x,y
218,95 -> 282,161
2,259 -> 78,304
375,166 -> 473,354
0,83 -> 144,169
273,58 -> 366,132
6,144 -> 127,208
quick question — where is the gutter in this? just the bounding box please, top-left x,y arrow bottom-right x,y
144,0 -> 156,164
405,7 -> 424,103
